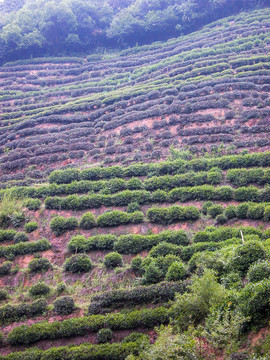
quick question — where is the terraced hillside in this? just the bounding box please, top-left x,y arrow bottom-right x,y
0,8 -> 270,188
0,7 -> 270,360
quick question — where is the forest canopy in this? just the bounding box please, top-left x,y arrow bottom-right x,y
0,0 -> 268,62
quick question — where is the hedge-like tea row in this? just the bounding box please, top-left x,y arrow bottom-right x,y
1,169 -> 224,199
226,167 -> 270,186
0,299 -> 47,325
0,239 -> 51,259
48,152 -> 270,184
146,205 -> 200,224
88,281 -> 185,314
44,185 -> 270,211
50,211 -> 144,235
0,341 -> 142,360
0,229 -> 16,243
6,306 -> 171,346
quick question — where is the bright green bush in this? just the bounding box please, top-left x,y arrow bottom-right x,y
207,204 -> 224,218
224,205 -> 236,219
142,263 -> 163,284
131,256 -> 143,274
202,201 -> 214,215
229,240 -> 266,275
50,216 -> 78,236
221,272 -> 242,290
236,203 -> 249,219
247,204 -> 265,220
239,279 -> 270,324
53,296 -> 75,315
127,202 -> 141,213
79,212 -> 96,229
165,262 -> 186,281
193,231 -> 211,243
64,254 -> 92,273
97,211 -> 130,227
104,252 -> 123,269
149,242 -> 182,258
247,260 -> 270,283
24,221 -> 38,233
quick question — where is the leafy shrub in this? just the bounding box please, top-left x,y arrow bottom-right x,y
207,204 -> 224,218
50,216 -> 78,236
0,299 -> 47,325
64,254 -> 92,273
236,203 -> 249,219
56,282 -> 67,294
89,282 -> 185,315
130,211 -> 144,224
25,199 -> 42,211
224,205 -> 236,219
0,229 -> 16,243
10,212 -> 25,227
97,328 -> 113,343
97,211 -> 130,227
264,205 -> 270,221
193,231 -> 211,243
24,221 -> 38,233
147,205 -> 200,224
7,305 -> 171,345
247,204 -> 265,220
215,214 -> 228,224
142,263 -> 163,284
126,178 -> 143,190
127,202 -> 141,213
79,212 -> 96,229
0,289 -> 8,301
247,260 -> 270,283
104,252 -> 123,269
28,257 -> 52,273
221,272 -> 242,290
149,242 -> 182,258
14,231 -> 28,244
229,240 -> 266,275
0,238 -> 50,260
54,296 -> 75,315
0,261 -> 12,276
165,262 -> 186,281
202,201 -> 214,215
122,332 -> 148,344
239,279 -> 270,324
29,282 -> 50,296
131,256 -> 143,274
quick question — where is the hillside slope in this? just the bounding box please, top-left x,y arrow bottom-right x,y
0,8 -> 270,360
0,8 -> 270,188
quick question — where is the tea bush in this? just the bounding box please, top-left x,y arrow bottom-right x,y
64,254 -> 93,273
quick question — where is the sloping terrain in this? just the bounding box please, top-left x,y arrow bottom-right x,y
0,8 -> 270,187
0,8 -> 270,360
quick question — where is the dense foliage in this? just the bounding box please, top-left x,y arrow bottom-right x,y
0,0 -> 268,62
